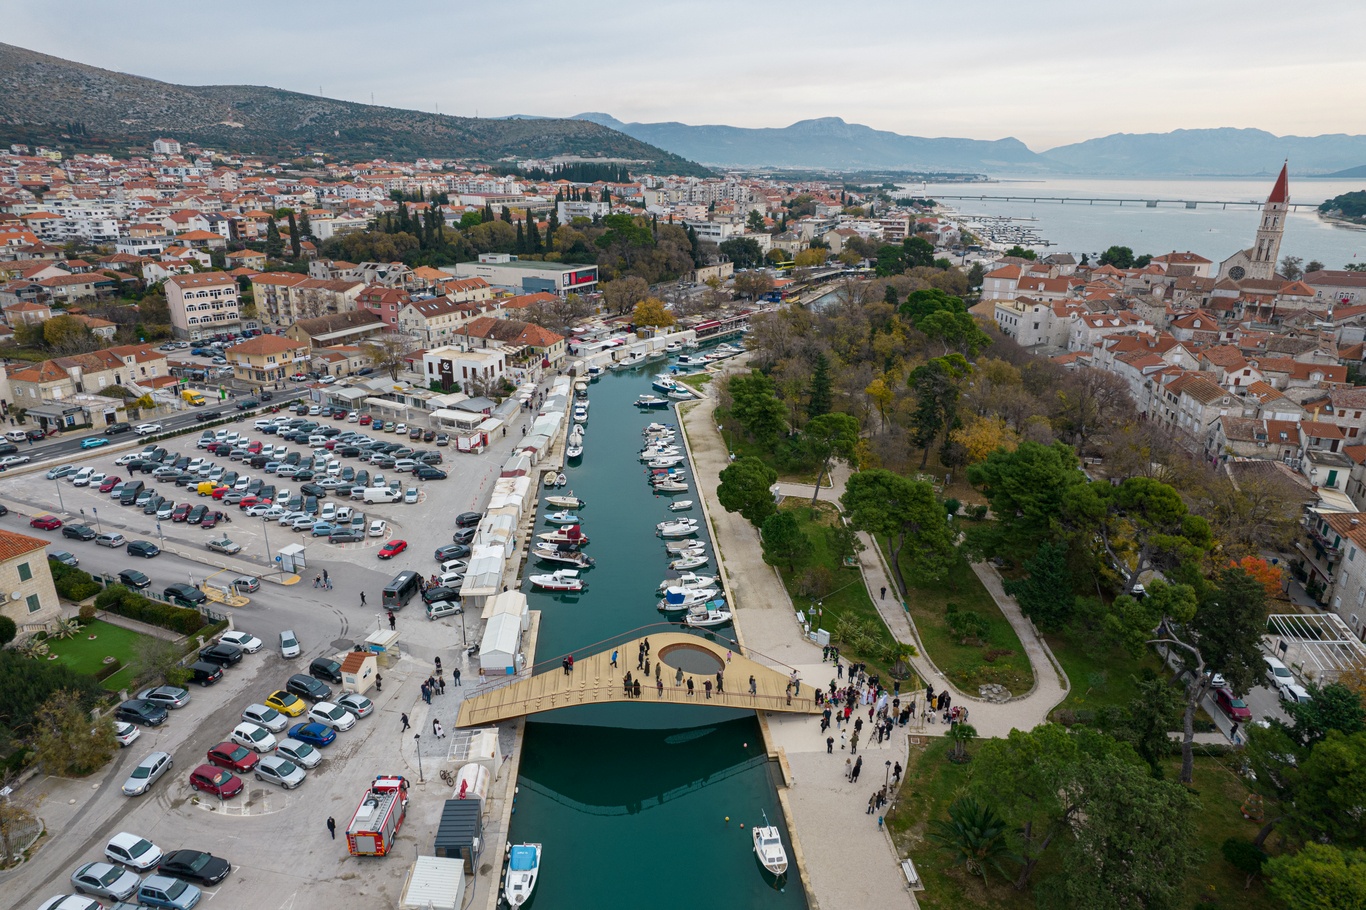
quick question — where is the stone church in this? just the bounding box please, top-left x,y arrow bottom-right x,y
1217,162 -> 1290,282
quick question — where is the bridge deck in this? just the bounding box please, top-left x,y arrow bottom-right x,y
456,632 -> 819,726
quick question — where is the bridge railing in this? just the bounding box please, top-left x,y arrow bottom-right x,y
465,677 -> 818,719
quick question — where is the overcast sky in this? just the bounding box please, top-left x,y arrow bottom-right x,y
6,0 -> 1364,150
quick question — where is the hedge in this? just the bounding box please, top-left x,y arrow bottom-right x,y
49,560 -> 104,602
95,586 -> 206,636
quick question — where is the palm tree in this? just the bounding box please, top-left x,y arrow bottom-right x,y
948,722 -> 978,762
926,796 -> 1018,884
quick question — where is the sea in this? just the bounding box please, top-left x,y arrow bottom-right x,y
905,176 -> 1366,269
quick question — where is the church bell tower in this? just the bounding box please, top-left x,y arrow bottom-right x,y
1248,162 -> 1289,281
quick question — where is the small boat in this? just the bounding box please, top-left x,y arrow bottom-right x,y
683,604 -> 733,628
668,500 -> 693,512
670,553 -> 710,570
652,373 -> 683,394
587,364 -> 602,376
538,525 -> 589,547
505,843 -> 541,907
753,813 -> 788,877
542,473 -> 557,488
634,395 -> 670,410
555,473 -> 567,487
566,443 -> 583,460
545,510 -> 583,526
650,470 -> 687,482
645,348 -> 669,362
642,422 -> 675,436
657,519 -> 699,539
647,455 -> 685,468
640,447 -> 681,460
657,517 -> 697,530
544,494 -> 584,510
664,340 -> 684,353
533,545 -> 595,568
658,586 -> 721,612
573,404 -> 588,423
574,381 -> 589,398
668,389 -> 695,400
677,354 -> 710,367
665,540 -> 707,555
653,479 -> 689,493
657,572 -> 717,592
530,569 -> 584,592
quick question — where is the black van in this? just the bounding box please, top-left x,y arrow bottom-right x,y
119,480 -> 145,505
382,570 -> 421,609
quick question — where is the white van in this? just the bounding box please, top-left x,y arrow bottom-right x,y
362,487 -> 401,504
71,467 -> 95,486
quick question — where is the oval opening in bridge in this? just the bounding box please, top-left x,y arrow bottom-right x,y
658,642 -> 723,675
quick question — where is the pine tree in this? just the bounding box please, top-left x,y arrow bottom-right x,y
500,206 -> 512,224
514,220 -> 525,253
686,225 -> 702,267
547,208 -> 560,240
528,216 -> 541,253
298,210 -> 312,240
483,201 -> 495,223
287,211 -> 301,259
807,354 -> 833,419
264,218 -> 283,259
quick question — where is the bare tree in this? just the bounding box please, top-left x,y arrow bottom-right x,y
364,335 -> 410,381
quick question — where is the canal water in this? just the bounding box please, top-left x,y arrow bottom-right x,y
507,360 -> 807,910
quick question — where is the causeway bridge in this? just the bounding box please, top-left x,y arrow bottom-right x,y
456,631 -> 821,727
936,194 -> 1317,211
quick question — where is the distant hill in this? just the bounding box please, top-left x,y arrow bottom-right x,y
574,112 -> 1048,173
1324,164 -> 1366,178
0,43 -> 708,175
573,114 -> 1366,178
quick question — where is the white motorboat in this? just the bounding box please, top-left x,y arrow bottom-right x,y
677,354 -> 710,367
668,499 -> 693,512
683,604 -> 733,628
657,517 -> 697,530
566,442 -> 583,460
504,843 -> 541,907
753,813 -> 788,877
654,479 -> 689,493
634,395 -> 670,409
650,468 -> 687,481
670,553 -> 710,570
545,510 -> 583,526
621,351 -> 648,367
538,525 -> 589,547
647,455 -> 685,468
664,341 -> 684,353
644,348 -> 669,362
665,540 -> 707,555
573,404 -> 588,423
658,586 -> 721,611
657,572 -> 717,592
574,381 -> 589,398
555,472 -> 567,487
533,545 -> 595,568
529,569 -> 584,592
586,364 -> 602,376
668,388 -> 695,400
640,446 -> 681,460
656,520 -> 699,539
542,472 -> 557,488
544,494 -> 585,510
642,422 -> 675,436
652,373 -> 683,394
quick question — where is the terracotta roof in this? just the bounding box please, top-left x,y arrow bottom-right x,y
166,272 -> 235,288
1267,162 -> 1289,205
228,335 -> 308,356
0,528 -> 50,562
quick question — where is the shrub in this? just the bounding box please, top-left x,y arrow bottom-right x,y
967,504 -> 989,521
78,603 -> 96,622
0,614 -> 15,646
49,560 -> 102,602
95,586 -> 205,636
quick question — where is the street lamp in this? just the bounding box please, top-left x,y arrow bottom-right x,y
885,760 -> 892,789
414,733 -> 424,782
261,517 -> 273,571
53,477 -> 65,513
156,519 -> 163,547
92,507 -> 101,534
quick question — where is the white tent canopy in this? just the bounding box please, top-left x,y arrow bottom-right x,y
479,612 -> 523,675
364,396 -> 409,413
459,544 -> 505,599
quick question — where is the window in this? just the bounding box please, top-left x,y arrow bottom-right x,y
17,562 -> 31,581
26,594 -> 40,614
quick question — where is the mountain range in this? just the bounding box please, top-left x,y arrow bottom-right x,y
0,43 -> 708,175
575,114 -> 1366,178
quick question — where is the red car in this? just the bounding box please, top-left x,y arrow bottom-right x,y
247,441 -> 263,454
211,486 -> 231,500
171,503 -> 192,522
200,511 -> 225,529
378,539 -> 407,559
1214,687 -> 1252,721
188,764 -> 244,798
333,410 -> 349,421
238,495 -> 262,510
99,475 -> 123,493
358,414 -> 372,426
206,742 -> 260,773
30,515 -> 62,530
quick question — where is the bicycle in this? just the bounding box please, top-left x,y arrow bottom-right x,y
439,768 -> 455,787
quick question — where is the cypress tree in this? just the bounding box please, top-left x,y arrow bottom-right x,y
528,216 -> 541,253
500,206 -> 513,224
807,354 -> 833,419
264,218 -> 282,259
287,210 -> 301,259
601,186 -> 610,203
547,207 -> 560,239
514,220 -> 525,253
483,201 -> 494,223
298,210 -> 313,240
397,202 -> 411,234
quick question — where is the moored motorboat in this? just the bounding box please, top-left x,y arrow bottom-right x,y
566,442 -> 583,460
665,540 -> 707,555
668,388 -> 695,400
504,842 -> 541,907
586,364 -> 603,376
668,499 -> 693,512
640,446 -> 681,460
529,569 -> 584,592
634,395 -> 670,409
642,422 -> 675,436
652,373 -> 683,394
658,586 -> 721,612
656,518 -> 698,539
753,813 -> 788,877
573,404 -> 589,423
542,472 -> 557,487
544,494 -> 585,510
533,545 -> 595,568
653,479 -> 689,493
670,553 -> 709,570
683,604 -> 733,628
657,572 -> 717,592
647,455 -> 685,468
676,354 -> 709,367
664,340 -> 684,353
538,525 -> 589,547
555,472 -> 567,487
545,510 -> 583,526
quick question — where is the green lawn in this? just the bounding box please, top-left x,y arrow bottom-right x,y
886,740 -> 1278,910
884,542 -> 1034,695
42,620 -> 151,691
1045,628 -> 1163,722
773,502 -> 908,680
677,373 -> 711,393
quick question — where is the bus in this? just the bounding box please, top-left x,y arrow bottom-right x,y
382,570 -> 421,609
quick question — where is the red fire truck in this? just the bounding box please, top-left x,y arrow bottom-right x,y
346,775 -> 409,856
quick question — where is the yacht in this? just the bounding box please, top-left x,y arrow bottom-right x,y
657,572 -> 717,592
658,586 -> 721,611
634,395 -> 671,410
529,569 -> 585,592
683,604 -> 733,628
504,843 -> 542,907
544,493 -> 584,510
753,813 -> 788,877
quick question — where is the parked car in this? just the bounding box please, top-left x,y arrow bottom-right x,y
70,860 -> 142,901
122,751 -> 173,796
275,738 -> 322,769
241,703 -> 289,732
136,874 -> 202,909
328,527 -> 363,543
49,549 -> 80,567
435,544 -> 470,561
135,685 -> 191,709
115,699 -> 168,727
254,755 -> 307,789
127,540 -> 161,558
286,674 -> 332,701
422,585 -> 461,606
96,532 -> 127,548
157,849 -> 230,885
280,629 -> 301,658
427,600 -> 462,620
230,722 -> 277,753
266,689 -> 308,716
206,742 -> 259,774
61,523 -> 96,540
188,661 -> 223,686
164,583 -> 206,607
205,537 -> 241,555
286,722 -> 336,748
307,701 -> 355,730
199,641 -> 243,666
220,630 -> 263,652
189,763 -> 244,799
455,511 -> 483,528
105,831 -> 163,870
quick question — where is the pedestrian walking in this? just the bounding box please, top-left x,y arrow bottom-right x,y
375,673 -> 383,693
322,569 -> 329,585
749,675 -> 757,695
401,713 -> 410,731
433,719 -> 444,739
436,674 -> 445,695
850,731 -> 860,754
567,655 -> 574,672
704,679 -> 713,699
840,730 -> 848,750
867,793 -> 877,815
421,684 -> 431,705
327,816 -> 336,839
562,656 -> 570,675
686,677 -> 695,697
644,637 -> 650,657
837,662 -> 843,679
716,670 -> 724,694
644,657 -> 651,677
434,656 -> 442,672
610,649 -> 618,668
827,735 -> 834,754
360,591 -> 367,606
852,756 -> 863,782
453,667 -> 461,686
893,761 -> 902,784
387,610 -> 396,630
632,680 -> 641,699
880,585 -> 886,600
657,678 -> 664,698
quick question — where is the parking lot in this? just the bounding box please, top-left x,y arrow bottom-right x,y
1,400 -> 533,909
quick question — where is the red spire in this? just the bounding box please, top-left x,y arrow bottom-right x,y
1266,161 -> 1289,205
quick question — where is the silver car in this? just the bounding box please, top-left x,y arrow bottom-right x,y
135,685 -> 191,709
336,693 -> 374,718
240,703 -> 289,733
254,755 -> 306,789
122,751 -> 173,796
275,738 -> 322,769
280,629 -> 301,659
70,860 -> 141,901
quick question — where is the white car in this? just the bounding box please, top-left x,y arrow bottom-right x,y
393,423 -> 407,434
114,453 -> 140,465
368,519 -> 388,537
439,558 -> 468,574
220,630 -> 263,653
307,702 -> 356,731
135,423 -> 163,435
280,629 -> 301,659
255,755 -> 306,789
275,738 -> 322,769
0,454 -> 31,467
244,503 -> 275,517
113,720 -> 140,747
104,831 -> 163,871
436,570 -> 465,588
230,722 -> 277,753
3,430 -> 27,442
240,703 -> 289,733
254,419 -> 276,431
347,412 -> 359,422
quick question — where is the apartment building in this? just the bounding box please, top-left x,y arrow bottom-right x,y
164,272 -> 240,339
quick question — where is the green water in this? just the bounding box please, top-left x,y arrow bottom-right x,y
507,363 -> 806,910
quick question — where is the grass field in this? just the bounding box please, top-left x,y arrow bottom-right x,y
42,619 -> 151,691
885,738 -> 1278,910
1044,628 -> 1163,721
883,542 -> 1034,695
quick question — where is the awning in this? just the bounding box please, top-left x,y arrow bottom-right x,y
364,397 -> 408,413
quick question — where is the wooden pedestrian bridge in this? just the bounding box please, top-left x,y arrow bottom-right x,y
455,631 -> 821,727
